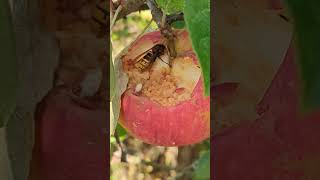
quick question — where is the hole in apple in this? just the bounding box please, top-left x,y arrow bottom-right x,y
123,52 -> 201,107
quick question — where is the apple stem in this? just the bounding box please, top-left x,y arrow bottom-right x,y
146,0 -> 178,60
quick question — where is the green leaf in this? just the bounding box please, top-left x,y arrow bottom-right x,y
183,0 -> 210,96
110,58 -> 128,136
110,44 -> 115,100
171,20 -> 185,29
110,137 -> 116,144
116,124 -> 127,139
110,43 -> 129,136
110,43 -> 116,136
155,0 -> 184,15
193,150 -> 210,180
285,0 -> 320,111
0,0 -> 18,127
110,125 -> 127,147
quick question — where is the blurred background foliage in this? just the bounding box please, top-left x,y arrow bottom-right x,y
111,11 -> 157,57
110,10 -> 210,180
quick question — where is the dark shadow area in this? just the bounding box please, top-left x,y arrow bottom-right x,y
211,0 -> 315,179
4,0 -> 109,180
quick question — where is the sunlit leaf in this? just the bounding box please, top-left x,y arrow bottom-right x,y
183,0 -> 210,96
110,43 -> 115,100
156,0 -> 184,15
116,124 -> 127,139
110,42 -> 129,136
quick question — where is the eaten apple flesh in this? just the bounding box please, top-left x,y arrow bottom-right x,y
119,30 -> 210,146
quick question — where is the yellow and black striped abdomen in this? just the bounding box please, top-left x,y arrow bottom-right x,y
134,51 -> 154,71
135,58 -> 152,71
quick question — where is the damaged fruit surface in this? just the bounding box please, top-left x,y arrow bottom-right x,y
118,30 -> 210,146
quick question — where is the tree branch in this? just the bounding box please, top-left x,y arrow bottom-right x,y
114,129 -> 127,162
113,0 -> 184,25
166,13 -> 184,25
146,0 -> 163,26
113,0 -> 148,21
112,0 -> 184,60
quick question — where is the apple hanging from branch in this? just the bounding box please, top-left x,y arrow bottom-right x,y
117,30 -> 210,146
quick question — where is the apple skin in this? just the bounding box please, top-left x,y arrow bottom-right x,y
120,74 -> 210,146
29,87 -> 107,180
119,30 -> 210,146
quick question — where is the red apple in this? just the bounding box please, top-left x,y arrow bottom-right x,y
118,30 -> 210,146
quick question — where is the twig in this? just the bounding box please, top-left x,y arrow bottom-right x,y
166,13 -> 184,25
111,5 -> 123,30
114,0 -> 148,21
278,13 -> 290,22
114,129 -> 127,162
113,0 -> 184,25
146,0 -> 163,27
161,13 -> 166,27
